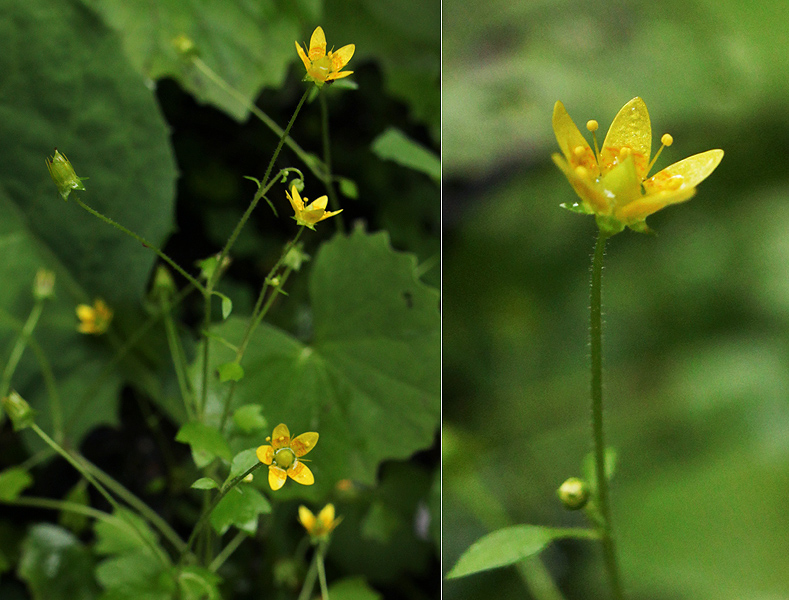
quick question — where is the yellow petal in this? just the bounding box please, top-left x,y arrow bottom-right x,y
256,444 -> 274,465
309,27 -> 326,60
287,186 -> 304,211
304,195 -> 329,211
316,209 -> 343,222
317,504 -> 335,526
271,423 -> 291,449
76,304 -> 95,321
600,97 -> 651,180
291,432 -> 319,457
298,505 -> 316,531
268,465 -> 288,490
330,44 -> 355,70
616,187 -> 697,222
288,462 -> 315,485
295,41 -> 311,71
552,101 -> 598,175
551,154 -> 609,214
326,71 -> 354,81
643,149 -> 724,195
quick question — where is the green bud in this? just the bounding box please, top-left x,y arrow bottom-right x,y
290,179 -> 305,192
2,391 -> 37,431
172,34 -> 198,58
46,149 -> 86,201
33,268 -> 55,300
558,477 -> 590,510
150,265 -> 176,300
283,244 -> 309,271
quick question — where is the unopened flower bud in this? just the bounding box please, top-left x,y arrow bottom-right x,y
2,391 -> 37,431
283,244 -> 309,271
150,265 -> 176,300
558,477 -> 590,510
33,269 -> 56,300
46,149 -> 86,201
172,34 -> 198,57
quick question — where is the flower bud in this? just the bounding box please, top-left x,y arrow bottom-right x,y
283,244 -> 309,271
2,391 -> 37,431
172,34 -> 198,57
558,477 -> 590,510
33,268 -> 56,301
150,265 -> 176,301
46,149 -> 86,201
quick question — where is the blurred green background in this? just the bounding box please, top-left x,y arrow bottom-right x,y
443,1 -> 789,599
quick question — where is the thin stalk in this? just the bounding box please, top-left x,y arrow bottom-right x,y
589,231 -> 624,600
161,295 -> 196,421
73,197 -> 206,295
184,462 -> 263,556
6,496 -> 116,522
316,542 -> 330,600
208,530 -> 248,572
319,93 -> 345,232
297,550 -> 320,600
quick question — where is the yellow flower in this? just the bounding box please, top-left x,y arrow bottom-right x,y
256,423 -> 319,490
46,149 -> 86,201
76,299 -> 113,335
298,504 -> 342,540
295,26 -> 355,87
286,184 -> 342,229
552,97 -> 724,235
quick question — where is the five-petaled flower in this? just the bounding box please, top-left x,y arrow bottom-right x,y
552,97 -> 724,235
296,26 -> 355,87
256,423 -> 318,490
46,149 -> 86,201
76,299 -> 113,335
286,184 -> 342,229
298,504 -> 342,541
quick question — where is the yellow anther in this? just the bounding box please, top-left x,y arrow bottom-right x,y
574,166 -> 589,179
661,133 -> 673,146
619,147 -> 631,158
586,120 -> 599,132
646,134 -> 674,179
573,146 -> 586,158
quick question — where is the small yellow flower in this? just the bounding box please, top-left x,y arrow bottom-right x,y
552,97 -> 724,235
298,504 -> 342,541
256,423 -> 319,490
46,149 -> 87,201
76,299 -> 113,335
295,26 -> 355,87
286,184 -> 342,229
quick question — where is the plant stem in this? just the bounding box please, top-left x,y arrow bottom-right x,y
319,93 -> 344,232
298,548 -> 320,600
316,542 -> 330,600
208,530 -> 248,572
589,230 -> 624,600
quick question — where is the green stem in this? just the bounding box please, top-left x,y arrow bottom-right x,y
161,295 -> 196,421
589,230 -> 624,600
316,542 -> 330,600
210,88 -> 310,291
319,93 -> 345,233
297,549 -> 320,600
5,495 -> 118,522
184,462 -> 264,556
208,529 -> 248,572
73,197 -> 206,296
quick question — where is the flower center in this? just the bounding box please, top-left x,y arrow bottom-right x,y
308,56 -> 332,81
273,447 -> 297,470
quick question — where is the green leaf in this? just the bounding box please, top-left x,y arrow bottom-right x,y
197,230 -> 440,498
328,577 -> 383,600
81,0 -> 318,121
18,524 -> 100,600
191,477 -> 219,490
59,479 -> 90,534
215,292 -> 233,320
209,486 -> 271,535
446,525 -> 597,579
178,566 -> 222,600
227,449 -> 261,480
361,502 -> 403,543
94,550 -> 173,599
93,509 -> 159,556
583,447 -> 618,495
371,128 -> 440,182
176,422 -> 233,468
0,467 -> 33,502
218,361 -> 245,383
0,0 -> 176,452
232,404 -> 267,433
337,177 -> 359,199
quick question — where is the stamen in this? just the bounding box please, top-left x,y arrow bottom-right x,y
574,166 -> 589,179
573,146 -> 585,158
586,120 -> 601,165
645,132 -> 673,179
